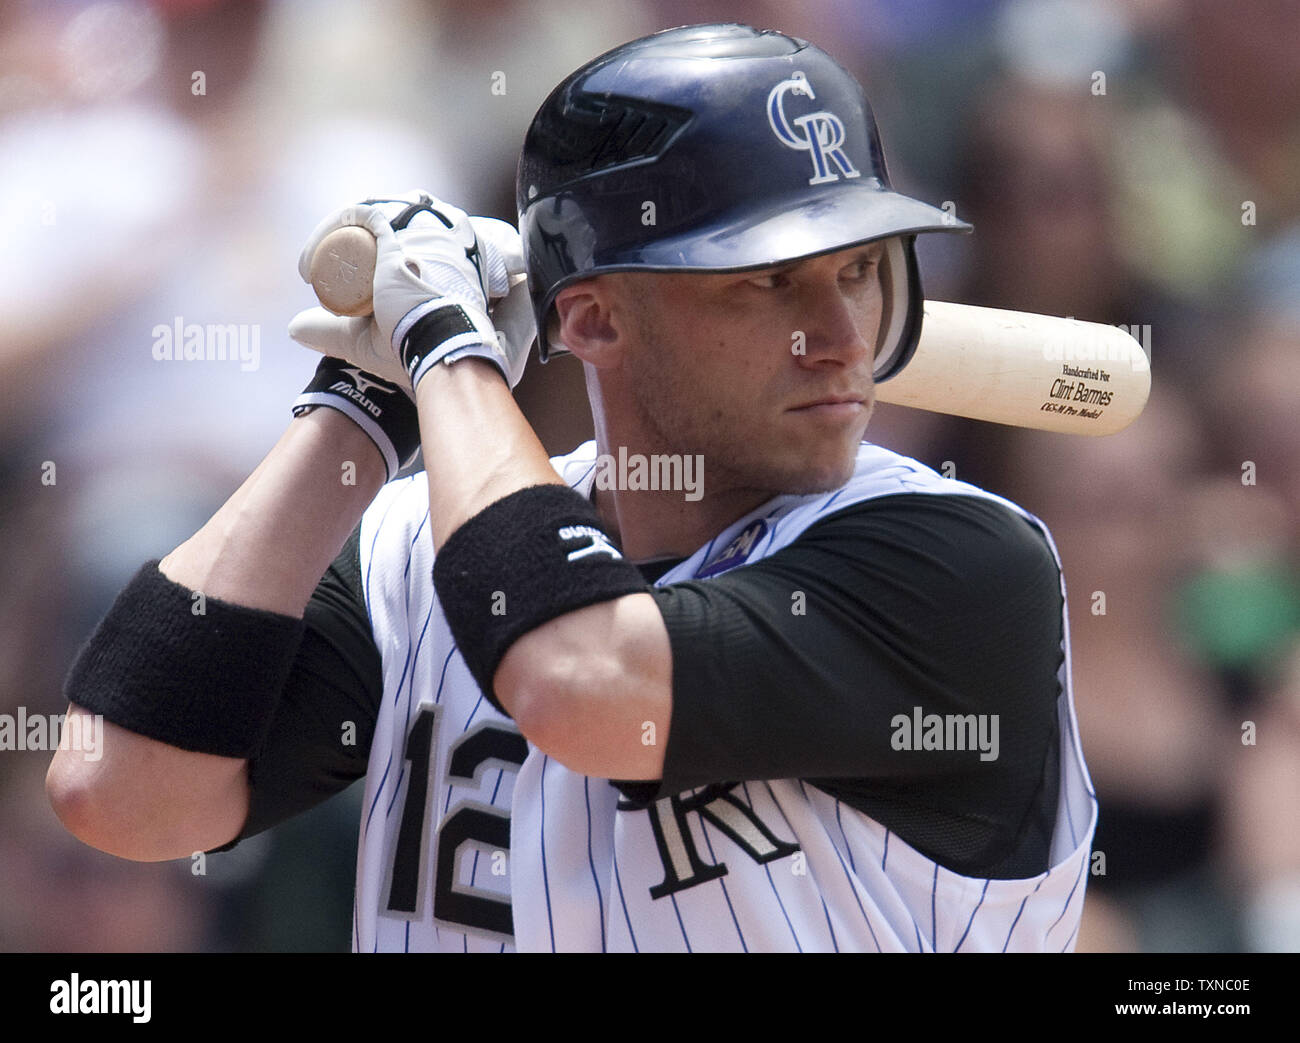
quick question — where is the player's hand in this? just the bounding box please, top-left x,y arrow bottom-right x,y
288,192 -> 533,390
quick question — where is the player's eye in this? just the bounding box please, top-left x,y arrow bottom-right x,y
747,271 -> 790,289
842,256 -> 880,280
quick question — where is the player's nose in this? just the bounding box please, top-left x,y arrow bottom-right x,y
793,278 -> 877,372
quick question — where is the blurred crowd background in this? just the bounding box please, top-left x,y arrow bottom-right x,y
1,0 -> 1296,952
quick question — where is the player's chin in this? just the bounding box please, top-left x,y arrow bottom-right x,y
767,437 -> 862,494
808,453 -> 860,493
827,434 -> 871,486
783,398 -> 874,433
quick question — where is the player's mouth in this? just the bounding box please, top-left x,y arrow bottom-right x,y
786,394 -> 870,419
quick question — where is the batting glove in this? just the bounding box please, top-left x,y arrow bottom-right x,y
288,192 -> 534,391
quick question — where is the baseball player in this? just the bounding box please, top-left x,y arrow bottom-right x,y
50,23 -> 1096,952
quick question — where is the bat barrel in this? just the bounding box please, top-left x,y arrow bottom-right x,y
875,301 -> 1151,436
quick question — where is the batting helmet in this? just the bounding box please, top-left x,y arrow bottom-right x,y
516,22 -> 971,373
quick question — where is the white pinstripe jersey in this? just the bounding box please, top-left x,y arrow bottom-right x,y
352,441 -> 1097,952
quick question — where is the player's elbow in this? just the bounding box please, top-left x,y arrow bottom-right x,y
507,663 -> 668,781
44,748 -> 157,861
502,651 -> 585,756
500,646 -> 621,769
46,750 -> 101,848
46,711 -> 250,862
496,597 -> 672,779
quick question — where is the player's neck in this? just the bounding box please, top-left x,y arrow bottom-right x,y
585,382 -> 770,560
591,473 -> 769,563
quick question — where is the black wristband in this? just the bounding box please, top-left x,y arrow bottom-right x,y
400,304 -> 483,387
432,485 -> 649,715
292,357 -> 420,479
64,562 -> 306,758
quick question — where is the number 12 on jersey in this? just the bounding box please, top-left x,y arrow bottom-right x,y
383,703 -> 528,941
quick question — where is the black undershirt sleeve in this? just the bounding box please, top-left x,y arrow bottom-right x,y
640,494 -> 1064,879
222,525 -> 383,844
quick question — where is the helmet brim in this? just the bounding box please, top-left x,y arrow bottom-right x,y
536,184 -> 970,364
615,183 -> 971,270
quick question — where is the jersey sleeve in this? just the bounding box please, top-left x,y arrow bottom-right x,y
220,524 -> 383,845
640,493 -> 1065,878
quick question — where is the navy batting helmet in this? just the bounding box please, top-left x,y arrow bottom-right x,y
516,23 -> 971,374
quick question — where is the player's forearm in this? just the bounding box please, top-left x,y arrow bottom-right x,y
416,358 -> 563,546
160,406 -> 386,614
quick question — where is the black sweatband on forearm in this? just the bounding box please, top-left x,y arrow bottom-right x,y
432,484 -> 649,715
64,561 -> 306,758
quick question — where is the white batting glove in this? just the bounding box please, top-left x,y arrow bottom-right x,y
463,214 -> 536,389
288,192 -> 534,390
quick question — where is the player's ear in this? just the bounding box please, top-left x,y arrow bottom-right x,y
554,278 -> 625,368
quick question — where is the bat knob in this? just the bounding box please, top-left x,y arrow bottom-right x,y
309,226 -> 377,317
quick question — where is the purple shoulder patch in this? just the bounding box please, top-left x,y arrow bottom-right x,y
695,519 -> 768,578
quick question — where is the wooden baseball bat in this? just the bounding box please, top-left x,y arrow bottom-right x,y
308,227 -> 1150,436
